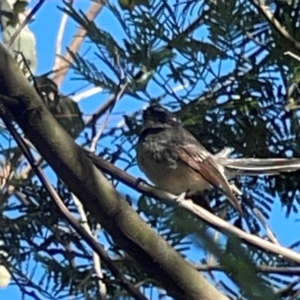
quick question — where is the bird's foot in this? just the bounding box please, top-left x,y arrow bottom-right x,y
174,192 -> 187,205
230,184 -> 242,195
136,177 -> 148,186
215,147 -> 234,159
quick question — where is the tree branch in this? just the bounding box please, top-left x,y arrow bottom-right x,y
0,106 -> 146,300
194,264 -> 300,275
250,0 -> 300,53
0,42 -> 228,300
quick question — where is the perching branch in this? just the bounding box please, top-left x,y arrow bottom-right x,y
86,151 -> 300,265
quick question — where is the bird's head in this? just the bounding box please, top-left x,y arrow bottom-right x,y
142,105 -> 179,129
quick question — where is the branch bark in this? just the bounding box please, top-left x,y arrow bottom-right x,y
0,43 -> 228,300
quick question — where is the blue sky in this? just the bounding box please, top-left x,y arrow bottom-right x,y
1,0 -> 300,299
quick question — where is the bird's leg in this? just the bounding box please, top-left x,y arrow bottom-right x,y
214,147 -> 234,159
175,189 -> 215,213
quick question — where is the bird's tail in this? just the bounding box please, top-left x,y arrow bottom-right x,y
219,158 -> 300,176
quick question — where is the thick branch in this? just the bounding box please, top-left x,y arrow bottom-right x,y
0,113 -> 145,300
0,43 -> 228,300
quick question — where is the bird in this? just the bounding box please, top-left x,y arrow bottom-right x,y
136,105 -> 300,216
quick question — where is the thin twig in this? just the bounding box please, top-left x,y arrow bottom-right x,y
90,81 -> 128,152
250,0 -> 300,52
53,0 -> 74,69
85,78 -> 129,128
72,86 -> 103,102
72,194 -> 107,299
84,76 -> 128,296
83,77 -> 129,293
253,207 -> 280,245
194,263 -> 300,275
93,224 -> 107,300
52,1 -> 104,87
284,51 -> 300,62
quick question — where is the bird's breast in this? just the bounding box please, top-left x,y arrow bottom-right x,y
137,139 -> 210,195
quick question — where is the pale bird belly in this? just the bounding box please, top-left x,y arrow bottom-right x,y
140,159 -> 210,195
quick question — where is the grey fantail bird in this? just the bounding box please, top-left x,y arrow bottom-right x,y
136,105 -> 300,216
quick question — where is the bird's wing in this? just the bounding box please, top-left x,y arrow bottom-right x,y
174,133 -> 244,215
